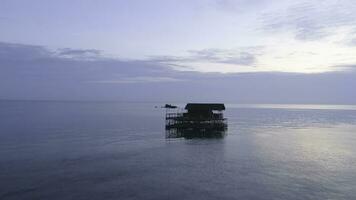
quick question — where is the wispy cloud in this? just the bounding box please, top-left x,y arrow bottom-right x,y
57,48 -> 102,59
147,47 -> 263,72
349,38 -> 356,46
90,76 -> 181,84
344,28 -> 356,46
261,0 -> 356,41
0,42 -> 51,60
333,64 -> 356,72
212,0 -> 268,13
189,49 -> 257,65
0,42 -> 182,84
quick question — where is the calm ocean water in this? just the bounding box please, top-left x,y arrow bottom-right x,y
1,100 -> 356,200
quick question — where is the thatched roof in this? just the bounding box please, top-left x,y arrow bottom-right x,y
185,103 -> 225,111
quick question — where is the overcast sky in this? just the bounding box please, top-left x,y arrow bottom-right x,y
0,0 -> 355,103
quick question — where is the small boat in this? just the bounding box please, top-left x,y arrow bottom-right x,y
162,104 -> 177,109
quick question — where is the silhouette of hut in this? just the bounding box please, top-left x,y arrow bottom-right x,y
184,103 -> 225,118
165,103 -> 227,138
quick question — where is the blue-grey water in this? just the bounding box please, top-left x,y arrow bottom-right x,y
1,101 -> 356,200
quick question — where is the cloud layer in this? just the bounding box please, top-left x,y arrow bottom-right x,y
1,42 -> 356,104
261,0 -> 356,41
1,0 -> 356,74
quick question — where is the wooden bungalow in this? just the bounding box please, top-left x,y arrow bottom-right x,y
165,103 -> 227,138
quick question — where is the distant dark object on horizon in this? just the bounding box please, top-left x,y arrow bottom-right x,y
165,103 -> 227,139
162,104 -> 177,109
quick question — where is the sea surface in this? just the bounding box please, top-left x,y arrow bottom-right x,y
1,100 -> 356,200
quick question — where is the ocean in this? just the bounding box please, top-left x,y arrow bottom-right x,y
1,100 -> 356,200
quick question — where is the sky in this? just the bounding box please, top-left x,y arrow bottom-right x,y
0,0 -> 356,103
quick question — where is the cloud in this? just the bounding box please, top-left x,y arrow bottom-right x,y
147,55 -> 187,63
345,29 -> 356,46
213,0 -> 268,12
149,47 -> 262,71
261,0 -> 356,41
333,64 -> 356,72
349,38 -> 356,46
90,76 -> 181,84
57,48 -> 101,59
1,41 -> 356,104
192,49 -> 258,65
0,41 -> 182,83
0,42 -> 51,61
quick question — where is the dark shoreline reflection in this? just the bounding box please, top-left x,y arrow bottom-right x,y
166,128 -> 227,139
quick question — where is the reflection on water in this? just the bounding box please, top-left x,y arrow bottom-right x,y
227,103 -> 356,110
1,101 -> 356,200
166,128 -> 227,139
